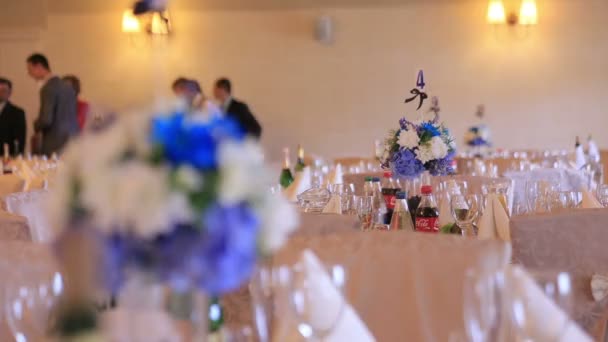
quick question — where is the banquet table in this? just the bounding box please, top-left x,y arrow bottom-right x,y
511,209 -> 608,339
0,209 -> 32,241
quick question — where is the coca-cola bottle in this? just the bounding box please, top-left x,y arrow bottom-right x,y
415,185 -> 440,233
381,171 -> 400,224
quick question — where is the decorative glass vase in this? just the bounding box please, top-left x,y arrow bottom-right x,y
116,271 -> 209,341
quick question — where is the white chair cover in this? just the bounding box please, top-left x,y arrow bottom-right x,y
4,190 -> 54,243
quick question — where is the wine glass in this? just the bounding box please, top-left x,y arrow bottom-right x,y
463,268 -> 504,342
450,195 -> 480,237
5,265 -> 64,341
507,268 -> 573,341
526,180 -> 556,213
288,263 -> 347,341
596,184 -> 608,207
355,196 -> 373,231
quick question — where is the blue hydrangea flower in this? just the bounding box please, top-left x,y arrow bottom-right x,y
392,149 -> 425,178
197,203 -> 260,294
150,113 -> 244,170
426,154 -> 455,176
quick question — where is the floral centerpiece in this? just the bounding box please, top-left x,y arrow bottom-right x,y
47,107 -> 299,337
464,125 -> 491,147
377,112 -> 456,178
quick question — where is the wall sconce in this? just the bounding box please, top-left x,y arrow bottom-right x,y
487,0 -> 537,26
121,9 -> 172,36
122,10 -> 141,33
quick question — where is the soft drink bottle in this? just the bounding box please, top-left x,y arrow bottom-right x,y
390,191 -> 415,231
415,185 -> 440,233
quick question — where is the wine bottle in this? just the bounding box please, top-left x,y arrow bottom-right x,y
295,144 -> 306,172
279,148 -> 294,188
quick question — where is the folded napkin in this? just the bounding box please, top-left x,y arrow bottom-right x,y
591,274 -> 608,302
507,266 -> 592,342
101,309 -> 181,342
588,139 -> 600,163
283,167 -> 312,202
581,189 -> 602,209
323,195 -> 343,214
279,250 -> 375,342
326,164 -> 344,186
477,194 -> 510,241
575,144 -> 586,170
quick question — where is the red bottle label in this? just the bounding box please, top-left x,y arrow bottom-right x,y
383,194 -> 397,209
415,217 -> 439,233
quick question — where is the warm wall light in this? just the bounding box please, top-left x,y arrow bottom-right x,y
519,0 -> 538,25
487,0 -> 538,26
487,0 -> 506,25
122,10 -> 141,33
149,11 -> 171,35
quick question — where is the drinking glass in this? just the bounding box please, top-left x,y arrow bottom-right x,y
5,265 -> 64,341
288,263 -> 347,341
525,180 -> 556,213
450,195 -> 480,237
597,184 -> 608,207
463,268 -> 504,342
508,269 -> 573,341
355,196 -> 373,231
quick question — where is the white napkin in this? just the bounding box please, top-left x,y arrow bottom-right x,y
477,194 -> 511,241
101,309 -> 181,342
326,164 -> 344,186
507,266 -> 592,342
575,144 -> 586,170
581,189 -> 602,209
588,139 -> 600,163
322,195 -> 343,214
591,274 -> 608,302
283,167 -> 312,202
284,250 -> 375,342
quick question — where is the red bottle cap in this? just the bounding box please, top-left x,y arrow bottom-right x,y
421,185 -> 433,194
383,171 -> 392,178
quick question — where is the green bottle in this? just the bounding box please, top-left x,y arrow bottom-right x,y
208,297 -> 224,333
279,147 -> 294,188
295,144 -> 306,172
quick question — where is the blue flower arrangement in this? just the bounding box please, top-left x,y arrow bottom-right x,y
51,109 -> 298,296
377,112 -> 456,178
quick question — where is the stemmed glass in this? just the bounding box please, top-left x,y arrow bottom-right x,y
596,184 -> 608,207
355,196 -> 373,231
288,262 -> 347,341
507,268 -> 573,341
450,195 -> 480,237
5,265 -> 64,341
526,180 -> 556,213
463,268 -> 504,342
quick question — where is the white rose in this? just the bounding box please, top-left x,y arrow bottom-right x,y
217,139 -> 270,205
255,193 -> 299,254
398,129 -> 419,149
429,136 -> 449,160
416,145 -> 435,164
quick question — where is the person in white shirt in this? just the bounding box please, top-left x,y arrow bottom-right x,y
172,78 -> 222,119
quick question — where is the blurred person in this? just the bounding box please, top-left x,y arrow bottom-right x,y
171,77 -> 222,118
62,75 -> 90,132
213,78 -> 261,139
26,53 -> 78,156
0,78 -> 26,155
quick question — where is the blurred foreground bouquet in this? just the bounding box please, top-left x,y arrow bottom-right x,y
49,108 -> 299,295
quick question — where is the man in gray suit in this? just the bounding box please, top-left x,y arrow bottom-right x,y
26,53 -> 78,156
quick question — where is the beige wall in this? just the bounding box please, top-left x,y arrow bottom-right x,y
1,0 -> 608,160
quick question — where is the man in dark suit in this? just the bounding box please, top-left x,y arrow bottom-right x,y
26,53 -> 78,156
0,78 -> 26,155
213,78 -> 262,139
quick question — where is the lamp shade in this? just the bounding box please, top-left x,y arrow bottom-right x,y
122,10 -> 140,33
487,0 -> 506,24
519,0 -> 538,25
